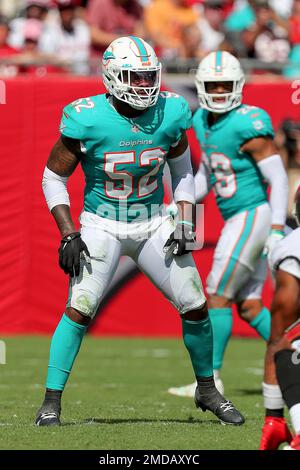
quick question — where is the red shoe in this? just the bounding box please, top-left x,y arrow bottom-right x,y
284,434 -> 300,450
260,417 -> 293,450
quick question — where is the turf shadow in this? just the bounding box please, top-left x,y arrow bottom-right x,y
61,417 -> 220,426
235,388 -> 262,396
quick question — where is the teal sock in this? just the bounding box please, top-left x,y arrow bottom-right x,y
209,308 -> 232,371
181,316 -> 213,377
46,313 -> 87,391
250,307 -> 271,341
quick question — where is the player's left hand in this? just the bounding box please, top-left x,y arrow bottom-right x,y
263,228 -> 285,262
163,222 -> 196,256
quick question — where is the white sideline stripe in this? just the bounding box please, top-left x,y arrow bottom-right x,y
246,367 -> 263,376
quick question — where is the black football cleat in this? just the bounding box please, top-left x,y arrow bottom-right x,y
35,400 -> 61,426
35,411 -> 61,426
195,386 -> 245,426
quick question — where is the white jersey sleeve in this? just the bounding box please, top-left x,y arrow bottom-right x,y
270,227 -> 300,279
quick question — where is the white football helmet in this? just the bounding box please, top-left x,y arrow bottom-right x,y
102,36 -> 162,110
195,51 -> 245,113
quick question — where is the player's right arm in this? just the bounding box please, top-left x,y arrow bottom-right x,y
241,132 -> 288,262
42,136 -> 90,277
242,136 -> 288,231
43,136 -> 80,237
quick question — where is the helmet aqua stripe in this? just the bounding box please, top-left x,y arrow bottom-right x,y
195,51 -> 245,113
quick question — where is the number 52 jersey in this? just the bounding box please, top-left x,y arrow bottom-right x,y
59,92 -> 192,222
193,104 -> 275,221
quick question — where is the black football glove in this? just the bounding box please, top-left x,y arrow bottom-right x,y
58,232 -> 90,277
163,223 -> 196,256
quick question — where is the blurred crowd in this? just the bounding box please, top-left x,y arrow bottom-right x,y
0,0 -> 300,76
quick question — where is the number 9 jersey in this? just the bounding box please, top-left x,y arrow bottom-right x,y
193,104 -> 274,220
59,92 -> 192,222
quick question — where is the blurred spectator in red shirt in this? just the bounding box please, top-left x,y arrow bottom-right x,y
9,0 -> 50,49
290,0 -> 300,45
87,0 -> 144,55
0,15 -> 20,76
0,16 -> 19,57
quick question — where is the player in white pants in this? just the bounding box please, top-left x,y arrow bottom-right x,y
35,36 -> 244,427
168,51 -> 288,398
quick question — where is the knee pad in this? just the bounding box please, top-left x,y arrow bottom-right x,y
177,274 -> 206,315
168,261 -> 206,315
70,292 -> 99,318
275,348 -> 300,409
67,279 -> 101,319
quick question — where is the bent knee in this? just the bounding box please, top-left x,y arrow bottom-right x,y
267,335 -> 291,355
65,307 -> 92,326
273,289 -> 299,318
274,271 -> 300,314
70,291 -> 99,319
237,299 -> 263,323
172,268 -> 206,315
183,303 -> 208,321
208,295 -> 231,309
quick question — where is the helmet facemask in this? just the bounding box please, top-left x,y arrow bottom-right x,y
102,37 -> 162,110
195,51 -> 245,114
104,66 -> 161,110
196,77 -> 245,114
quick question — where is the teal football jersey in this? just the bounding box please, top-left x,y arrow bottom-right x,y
59,92 -> 192,222
193,104 -> 274,220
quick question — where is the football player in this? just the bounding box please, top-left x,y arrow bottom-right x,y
260,188 -> 300,450
168,51 -> 288,398
36,37 -> 244,426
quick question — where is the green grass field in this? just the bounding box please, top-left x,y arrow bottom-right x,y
0,336 -> 267,450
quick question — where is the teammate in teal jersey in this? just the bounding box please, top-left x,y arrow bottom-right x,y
36,38 -> 244,426
168,51 -> 289,399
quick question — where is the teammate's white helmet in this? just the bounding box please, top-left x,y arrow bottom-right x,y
102,36 -> 162,110
195,51 -> 245,113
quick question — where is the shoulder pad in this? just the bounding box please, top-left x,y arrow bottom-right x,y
235,105 -> 274,142
59,96 -> 97,140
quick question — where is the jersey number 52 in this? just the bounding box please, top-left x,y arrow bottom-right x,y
104,149 -> 165,199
